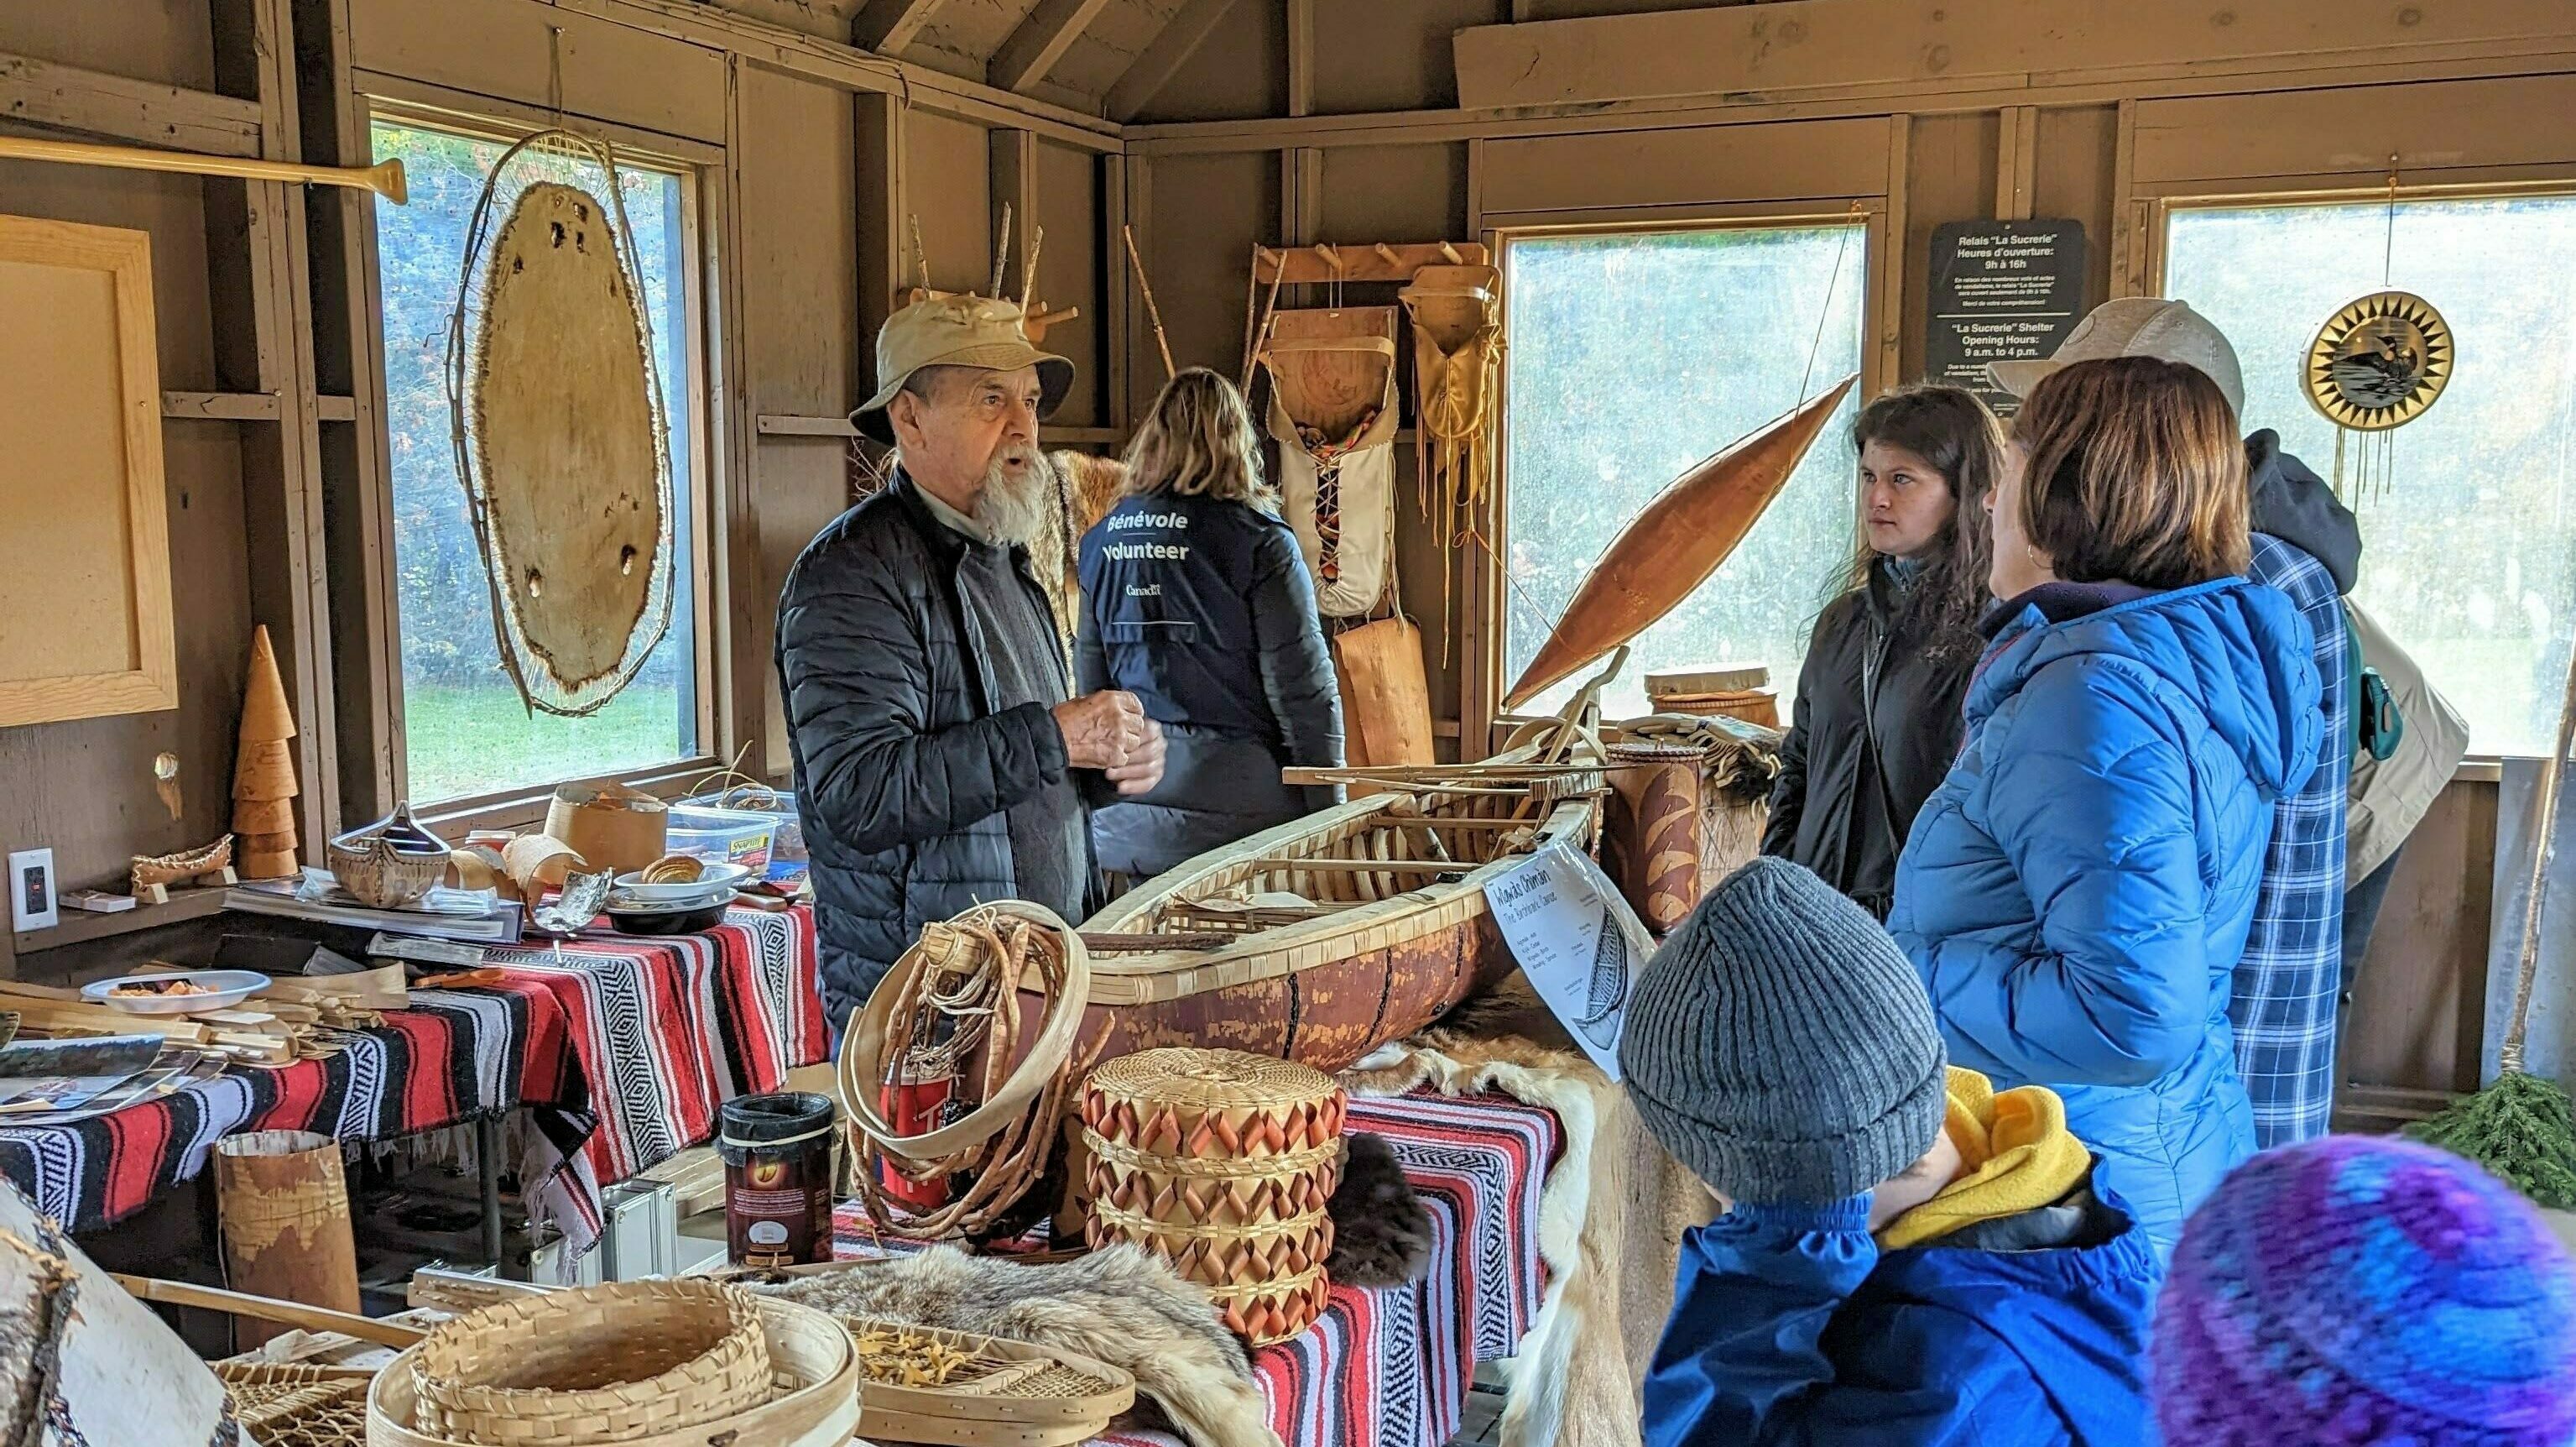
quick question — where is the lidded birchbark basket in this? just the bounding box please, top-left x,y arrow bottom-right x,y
1078,1047 -> 1348,1345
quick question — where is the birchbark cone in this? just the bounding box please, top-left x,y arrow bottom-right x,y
215,1130 -> 361,1349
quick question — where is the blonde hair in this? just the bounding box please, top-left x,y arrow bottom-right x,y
2015,356 -> 2250,589
1122,368 -> 1275,509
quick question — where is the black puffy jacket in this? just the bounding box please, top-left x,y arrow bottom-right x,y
1075,491 -> 1343,877
1761,562 -> 1974,918
775,474 -> 1103,1021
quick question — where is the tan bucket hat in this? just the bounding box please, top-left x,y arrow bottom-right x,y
1989,296 -> 2245,418
853,293 -> 1074,444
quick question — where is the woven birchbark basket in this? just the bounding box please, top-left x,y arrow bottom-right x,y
1078,1047 -> 1348,1345
406,1279 -> 771,1444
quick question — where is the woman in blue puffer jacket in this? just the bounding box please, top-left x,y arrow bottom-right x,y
1888,356 -> 2322,1257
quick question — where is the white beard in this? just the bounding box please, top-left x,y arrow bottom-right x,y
975,447 -> 1052,546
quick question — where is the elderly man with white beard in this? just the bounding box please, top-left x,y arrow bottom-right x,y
776,295 -> 1165,1022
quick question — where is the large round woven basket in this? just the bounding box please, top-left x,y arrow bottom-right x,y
1079,1047 -> 1347,1345
370,1297 -> 857,1447
406,1279 -> 772,1444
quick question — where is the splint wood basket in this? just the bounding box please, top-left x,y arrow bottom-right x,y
1079,1048 -> 1347,1345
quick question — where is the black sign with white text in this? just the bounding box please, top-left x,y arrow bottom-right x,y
1926,220 -> 2088,416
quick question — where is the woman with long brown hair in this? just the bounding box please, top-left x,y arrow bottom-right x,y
1763,386 -> 2001,918
1076,368 -> 1343,878
1888,356 -> 2323,1257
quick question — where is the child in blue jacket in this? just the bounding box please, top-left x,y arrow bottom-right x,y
1619,859 -> 2161,1445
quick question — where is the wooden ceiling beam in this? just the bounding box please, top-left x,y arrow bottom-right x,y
851,0 -> 951,55
989,0 -> 1116,94
1104,0 -> 1240,122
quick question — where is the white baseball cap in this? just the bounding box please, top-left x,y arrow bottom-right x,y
1989,297 -> 2245,419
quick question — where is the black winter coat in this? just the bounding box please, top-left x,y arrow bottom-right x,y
1076,491 -> 1343,877
775,475 -> 1104,1022
1761,562 -> 1974,918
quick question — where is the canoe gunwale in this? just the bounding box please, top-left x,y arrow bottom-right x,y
1077,794 -> 1597,1006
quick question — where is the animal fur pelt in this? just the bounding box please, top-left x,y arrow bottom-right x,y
748,1243 -> 1283,1447
1326,1131 -> 1433,1287
1030,449 -> 1082,650
1347,974 -> 1714,1447
1055,448 -> 1129,541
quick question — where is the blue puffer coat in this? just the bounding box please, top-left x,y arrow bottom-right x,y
1888,577 -> 2321,1256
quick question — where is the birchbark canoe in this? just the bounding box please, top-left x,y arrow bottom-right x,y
1071,766 -> 1600,1073
1504,373 -> 1861,711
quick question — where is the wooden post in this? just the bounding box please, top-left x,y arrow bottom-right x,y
215,1130 -> 362,1350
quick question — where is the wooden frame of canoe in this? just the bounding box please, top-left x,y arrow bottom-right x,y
1069,756 -> 1601,1072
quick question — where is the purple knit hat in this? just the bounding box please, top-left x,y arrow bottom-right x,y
2154,1136 -> 2576,1446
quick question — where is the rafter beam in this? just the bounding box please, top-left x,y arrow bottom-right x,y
989,0 -> 1116,94
1106,0 -> 1241,122
851,0 -> 951,56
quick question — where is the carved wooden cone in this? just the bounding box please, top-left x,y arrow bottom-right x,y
214,1130 -> 361,1350
232,624 -> 301,880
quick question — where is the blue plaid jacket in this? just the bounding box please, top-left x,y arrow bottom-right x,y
2233,533 -> 2349,1147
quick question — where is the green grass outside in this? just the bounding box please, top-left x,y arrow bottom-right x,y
404,681 -> 691,804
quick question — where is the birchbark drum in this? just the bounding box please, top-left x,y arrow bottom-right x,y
1078,1048 -> 1346,1345
214,1129 -> 362,1350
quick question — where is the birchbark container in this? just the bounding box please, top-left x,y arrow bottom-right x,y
215,1129 -> 362,1350
1078,1048 -> 1347,1345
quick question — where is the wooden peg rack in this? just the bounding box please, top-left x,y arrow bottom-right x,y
1253,241 -> 1492,285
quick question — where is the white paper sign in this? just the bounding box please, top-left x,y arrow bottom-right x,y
1483,838 -> 1653,1079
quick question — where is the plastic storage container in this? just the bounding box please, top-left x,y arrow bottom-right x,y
666,804 -> 775,875
678,788 -> 806,887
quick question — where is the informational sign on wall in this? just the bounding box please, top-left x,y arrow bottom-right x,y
1926,221 -> 2088,415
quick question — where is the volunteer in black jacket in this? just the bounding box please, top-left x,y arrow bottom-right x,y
1760,386 -> 2002,917
1077,368 -> 1344,878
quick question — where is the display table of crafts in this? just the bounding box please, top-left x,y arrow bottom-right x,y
0,906 -> 827,1244
833,1089 -> 1561,1447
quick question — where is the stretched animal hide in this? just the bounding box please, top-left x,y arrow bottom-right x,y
1325,1131 -> 1433,1288
1044,449 -> 1131,654
1029,450 -> 1081,651
748,1244 -> 1281,1447
1347,976 -> 1716,1447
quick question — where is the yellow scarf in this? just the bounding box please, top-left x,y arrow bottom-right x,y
1878,1068 -> 2091,1251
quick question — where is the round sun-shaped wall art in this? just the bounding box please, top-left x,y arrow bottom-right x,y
2304,290 -> 2453,432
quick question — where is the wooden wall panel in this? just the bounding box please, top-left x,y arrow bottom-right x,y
1033,138 -> 1104,427
0,159 -> 249,899
1129,0 -> 1284,124
0,0 -> 220,93
1898,110 -> 1995,384
1317,142 -> 1467,243
1308,0 -> 1504,116
739,62 -> 858,771
2343,779 -> 2498,1097
2031,103 -> 2119,317
347,0 -> 729,143
2133,75 -> 2576,187
1139,151 -> 1275,403
905,107 -> 996,297
1478,117 -> 1890,217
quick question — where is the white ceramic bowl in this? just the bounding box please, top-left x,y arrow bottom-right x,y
609,861 -> 752,904
82,969 -> 270,1016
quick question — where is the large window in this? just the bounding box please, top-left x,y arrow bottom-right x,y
2164,192 -> 2576,757
371,115 -> 704,804
1500,223 -> 1868,718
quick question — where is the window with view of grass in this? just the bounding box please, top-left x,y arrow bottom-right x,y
1500,223 -> 1869,719
371,115 -> 704,804
2164,192 -> 2576,758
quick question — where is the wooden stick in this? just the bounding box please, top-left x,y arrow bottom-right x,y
1244,857 -> 1470,874
0,133 -> 405,202
110,1274 -> 426,1348
1243,257 -> 1287,390
1122,224 -> 1176,382
1021,223 -> 1045,306
910,213 -> 931,295
989,201 -> 1012,299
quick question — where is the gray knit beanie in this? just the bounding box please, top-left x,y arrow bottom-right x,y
1619,858 -> 1948,1205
